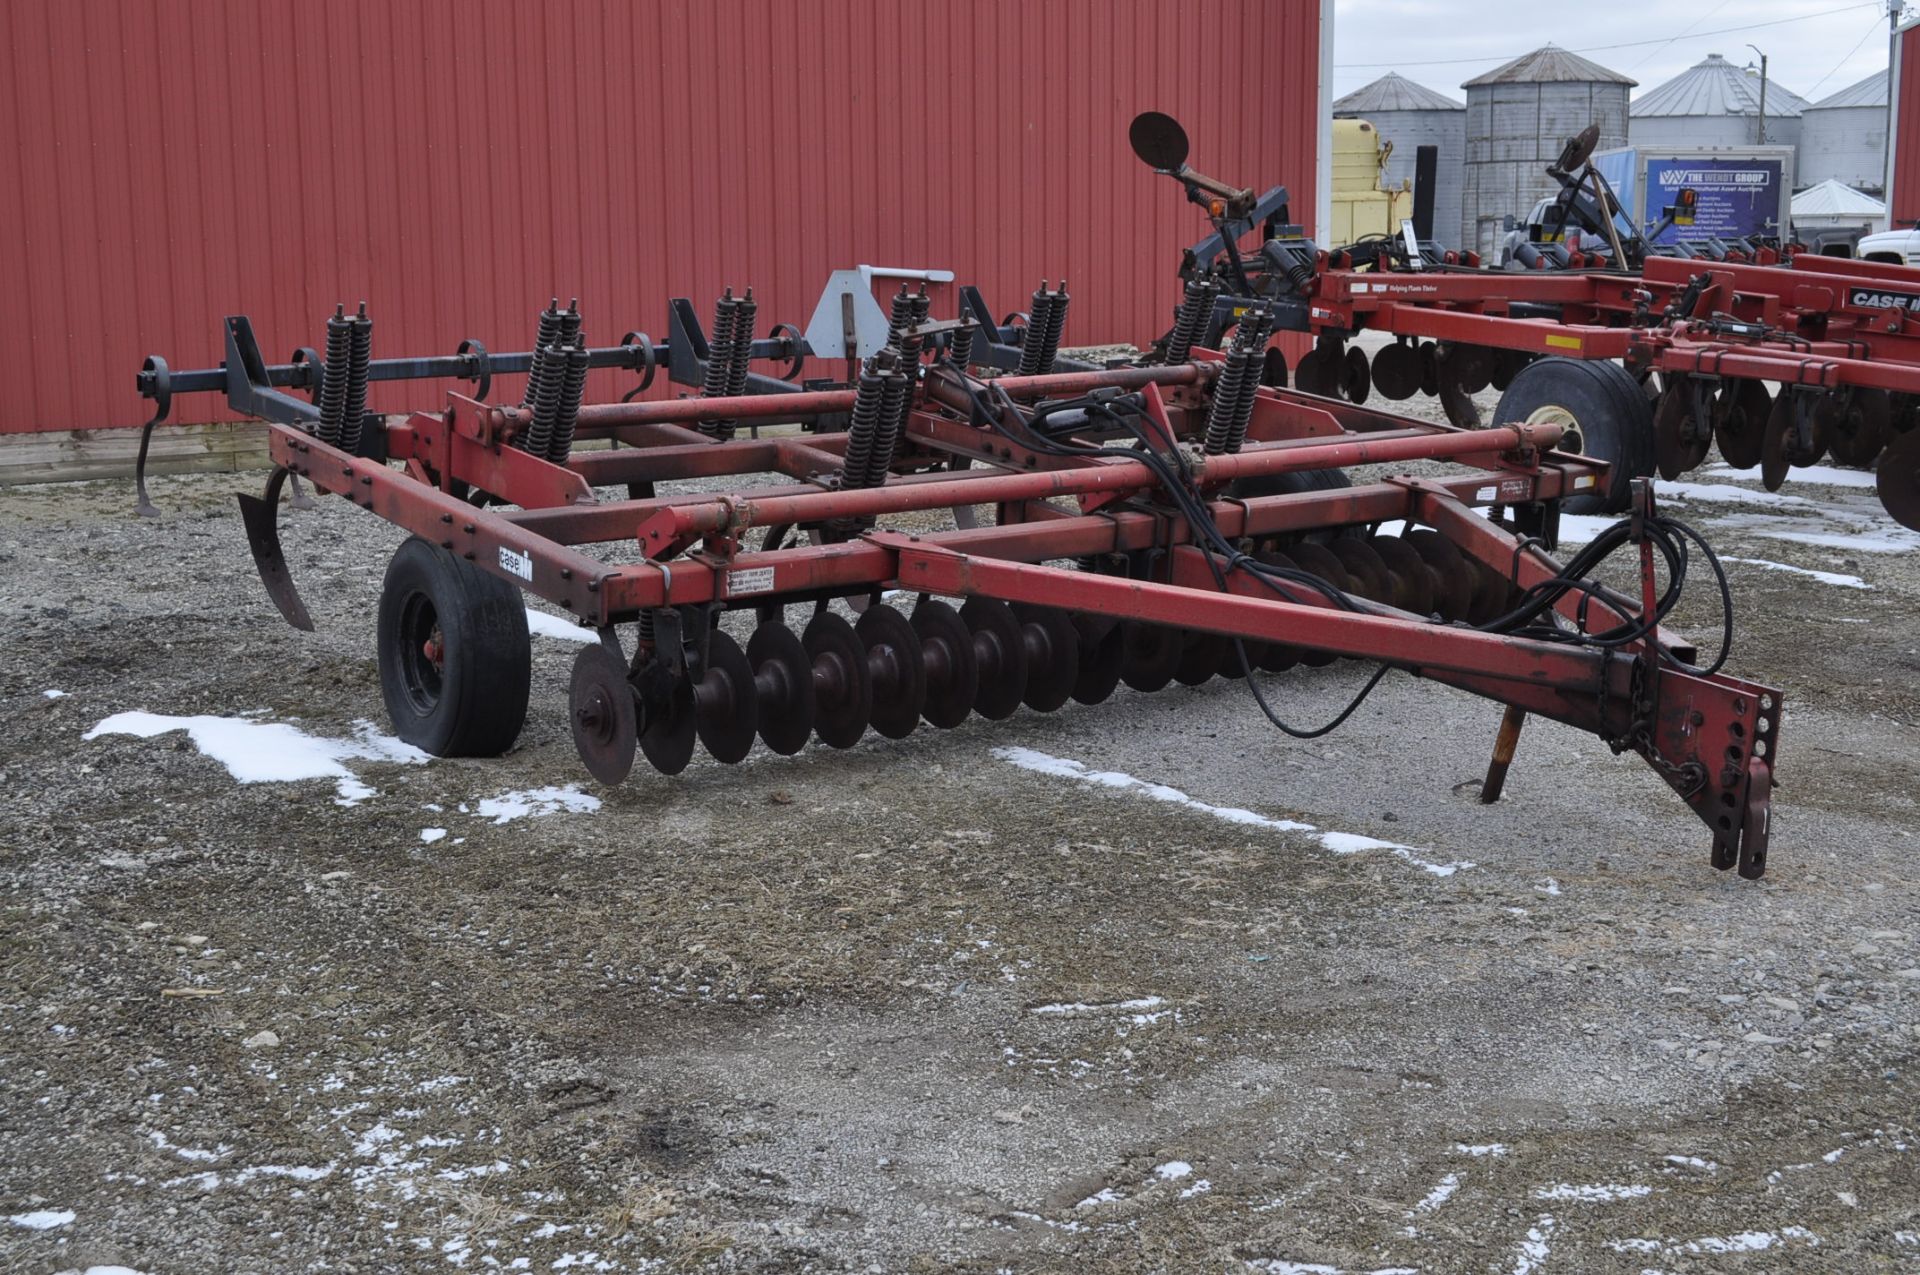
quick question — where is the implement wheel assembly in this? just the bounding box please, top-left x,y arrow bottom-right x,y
1494,357 -> 1654,514
376,536 -> 531,756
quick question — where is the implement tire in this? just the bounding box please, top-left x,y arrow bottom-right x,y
376,536 -> 531,757
1493,357 -> 1655,514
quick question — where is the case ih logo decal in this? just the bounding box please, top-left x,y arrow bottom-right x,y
1847,287 -> 1920,312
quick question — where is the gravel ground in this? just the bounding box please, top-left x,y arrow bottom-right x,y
3,423 -> 1919,1273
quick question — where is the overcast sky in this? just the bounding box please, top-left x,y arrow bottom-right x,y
1331,0 -> 1903,105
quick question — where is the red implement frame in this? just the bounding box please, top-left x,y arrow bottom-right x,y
245,350 -> 1780,878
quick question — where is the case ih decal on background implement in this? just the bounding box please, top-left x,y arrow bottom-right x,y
137,268 -> 1781,878
1129,112 -> 1919,532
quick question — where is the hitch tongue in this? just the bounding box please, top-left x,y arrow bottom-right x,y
236,466 -> 316,632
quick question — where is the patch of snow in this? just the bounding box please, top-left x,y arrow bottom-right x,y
1663,1155 -> 1718,1172
993,747 -> 1472,876
8,1209 -> 75,1229
1180,1178 -> 1212,1198
148,1130 -> 229,1163
44,689 -> 68,699
1718,557 -> 1871,589
1533,1182 -> 1652,1203
1611,1226 -> 1820,1257
419,828 -> 447,844
1247,1264 -> 1419,1275
1508,1214 -> 1556,1274
1075,1186 -> 1124,1209
1659,481 -> 1812,507
472,785 -> 602,824
1453,1143 -> 1509,1157
1553,514 -> 1623,546
1031,996 -> 1166,1017
1154,1161 -> 1193,1181
525,609 -> 597,644
1710,511 -> 1920,554
1410,1172 -> 1460,1215
84,713 -> 426,806
1701,462 -> 1879,490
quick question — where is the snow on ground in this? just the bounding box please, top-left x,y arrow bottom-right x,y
1700,462 -> 1879,490
83,713 -> 427,806
8,1208 -> 75,1229
525,608 -> 598,643
471,785 -> 602,824
1718,557 -> 1872,589
1532,1183 -> 1653,1203
994,746 -> 1474,877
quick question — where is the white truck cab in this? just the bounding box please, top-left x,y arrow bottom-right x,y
1856,225 -> 1920,267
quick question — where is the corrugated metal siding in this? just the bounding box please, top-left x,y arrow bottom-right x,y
1798,106 -> 1888,193
1463,80 -> 1630,257
1893,24 -> 1920,221
0,0 -> 1322,434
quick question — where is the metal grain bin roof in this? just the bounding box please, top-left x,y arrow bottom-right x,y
1335,72 -> 1464,114
1809,68 -> 1889,110
1633,53 -> 1808,118
1462,45 -> 1636,88
1792,178 -> 1885,217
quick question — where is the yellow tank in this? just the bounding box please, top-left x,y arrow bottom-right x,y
1329,119 -> 1412,244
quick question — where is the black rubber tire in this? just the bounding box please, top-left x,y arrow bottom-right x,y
376,536 -> 531,756
1493,357 -> 1655,515
1227,466 -> 1351,502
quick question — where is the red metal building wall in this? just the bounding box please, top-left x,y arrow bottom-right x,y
1893,22 -> 1920,223
0,0 -> 1322,435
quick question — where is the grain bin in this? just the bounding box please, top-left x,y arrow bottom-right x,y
1799,70 -> 1889,193
1630,54 -> 1808,154
1333,73 -> 1467,249
1462,46 -> 1635,258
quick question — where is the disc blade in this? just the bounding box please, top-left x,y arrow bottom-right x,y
1013,604 -> 1080,712
1328,538 -> 1392,604
1404,530 -> 1477,623
1251,549 -> 1302,671
1368,534 -> 1434,616
912,598 -> 977,729
747,621 -> 814,755
1069,614 -> 1126,704
1713,379 -> 1768,471
569,643 -> 637,785
694,629 -> 758,764
1371,342 -> 1420,401
858,604 -> 927,739
1653,386 -> 1693,482
1120,621 -> 1182,692
637,668 -> 696,776
960,597 -> 1028,720
1173,629 -> 1229,686
804,610 -> 873,748
1760,390 -> 1794,492
1341,346 -> 1372,405
1878,427 -> 1920,531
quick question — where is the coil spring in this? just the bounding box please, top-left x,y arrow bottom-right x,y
1165,277 -> 1219,365
521,300 -> 563,407
700,289 -> 740,440
1037,280 -> 1068,375
711,288 -> 756,442
1222,306 -> 1274,455
548,346 -> 590,464
864,363 -> 911,492
523,342 -> 565,459
1017,282 -> 1053,377
316,304 -> 352,445
1203,345 -> 1253,456
338,304 -> 373,455
886,285 -> 917,346
949,322 -> 976,367
839,350 -> 895,491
